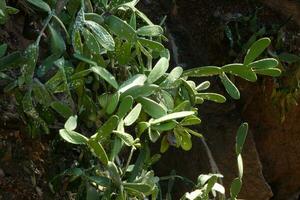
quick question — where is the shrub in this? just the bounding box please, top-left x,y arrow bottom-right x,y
0,0 -> 281,199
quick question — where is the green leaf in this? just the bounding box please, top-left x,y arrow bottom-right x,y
196,81 -> 210,91
51,101 -> 73,119
88,139 -> 109,165
180,115 -> 201,126
152,121 -> 176,131
249,58 -> 278,69
113,130 -> 134,146
137,97 -> 167,119
219,72 -> 240,100
91,66 -> 119,89
93,115 -> 119,141
197,93 -> 226,103
181,78 -> 196,105
184,128 -> 203,138
237,154 -> 243,178
183,66 -> 222,77
278,52 -> 300,64
161,90 -> 174,110
124,103 -> 142,126
147,57 -> 169,84
107,161 -> 121,186
72,30 -> 83,54
0,51 -> 22,71
81,28 -> 101,54
254,68 -> 281,77
26,0 -> 51,13
173,100 -> 191,112
32,79 -> 52,106
110,0 -> 135,8
123,182 -> 152,194
87,176 -> 111,187
64,116 -> 77,131
180,130 -> 192,151
0,43 -> 7,57
160,66 -> 183,88
48,24 -> 66,56
120,84 -> 159,99
150,111 -> 195,124
73,53 -> 97,65
137,122 -> 150,135
244,37 -> 271,65
59,129 -> 88,144
160,135 -> 169,153
230,178 -> 242,199
105,15 -> 137,43
129,11 -> 136,30
106,92 -> 120,115
117,95 -> 133,118
116,41 -> 131,65
21,43 -> 39,86
84,13 -> 104,24
137,25 -> 163,37
118,74 -> 147,93
85,20 -> 115,51
222,64 -> 257,82
138,38 -> 165,52
236,123 -> 248,155
148,129 -> 160,142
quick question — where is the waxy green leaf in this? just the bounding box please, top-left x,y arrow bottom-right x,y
92,66 -> 119,89
59,129 -> 88,145
124,103 -> 142,126
85,20 -> 115,51
137,97 -> 167,119
244,37 -> 271,65
219,72 -> 240,100
137,25 -> 163,37
147,57 -> 169,84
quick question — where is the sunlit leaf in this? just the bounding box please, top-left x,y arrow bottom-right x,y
244,37 -> 271,65
92,66 -> 119,89
124,103 -> 142,126
219,72 -> 240,100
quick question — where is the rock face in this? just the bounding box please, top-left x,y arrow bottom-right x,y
239,80 -> 300,200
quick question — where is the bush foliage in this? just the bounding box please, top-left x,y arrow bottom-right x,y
0,0 -> 281,199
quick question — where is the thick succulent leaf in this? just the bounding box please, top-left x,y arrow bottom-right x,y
249,58 -> 278,69
244,37 -> 271,65
59,129 -> 88,144
92,66 -> 119,89
137,25 -> 163,37
150,111 -> 195,125
105,15 -> 137,43
118,74 -> 147,93
138,38 -> 165,52
85,20 -> 115,51
117,95 -> 133,118
254,68 -> 281,77
183,66 -> 222,77
222,63 -> 257,82
197,93 -> 226,103
137,97 -> 167,119
219,72 -> 240,100
88,139 -> 109,165
236,123 -> 248,155
124,103 -> 142,126
26,0 -> 51,13
147,57 -> 169,84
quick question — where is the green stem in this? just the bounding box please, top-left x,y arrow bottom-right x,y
36,11 -> 54,44
122,147 -> 135,177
